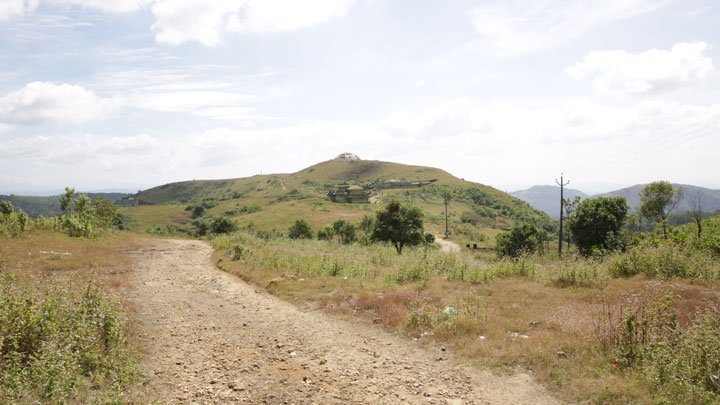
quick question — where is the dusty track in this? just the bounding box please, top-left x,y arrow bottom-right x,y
129,238 -> 558,404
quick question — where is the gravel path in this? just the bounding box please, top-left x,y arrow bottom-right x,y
129,238 -> 558,404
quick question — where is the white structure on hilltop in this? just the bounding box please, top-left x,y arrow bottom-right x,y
335,152 -> 361,160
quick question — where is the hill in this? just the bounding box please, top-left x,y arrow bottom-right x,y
0,192 -> 130,217
127,156 -> 554,246
596,183 -> 720,213
510,185 -> 588,220
511,183 -> 720,219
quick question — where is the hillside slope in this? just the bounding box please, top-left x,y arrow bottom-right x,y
128,157 -> 554,245
596,183 -> 720,213
0,193 -> 130,217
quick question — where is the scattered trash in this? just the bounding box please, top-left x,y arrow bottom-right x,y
508,332 -> 529,339
289,351 -> 297,358
442,306 -> 456,318
710,374 -> 720,390
39,250 -> 72,256
478,335 -> 487,340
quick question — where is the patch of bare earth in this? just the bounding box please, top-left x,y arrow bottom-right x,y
128,238 -> 558,404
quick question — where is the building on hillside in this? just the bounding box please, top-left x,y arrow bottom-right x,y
335,152 -> 361,160
327,183 -> 373,204
370,178 -> 438,189
115,196 -> 139,206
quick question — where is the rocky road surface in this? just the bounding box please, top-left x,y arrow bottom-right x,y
129,238 -> 558,404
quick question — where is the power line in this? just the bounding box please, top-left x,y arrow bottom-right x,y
571,115 -> 720,177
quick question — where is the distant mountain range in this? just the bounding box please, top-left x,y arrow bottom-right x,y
0,193 -> 130,217
510,184 -> 720,220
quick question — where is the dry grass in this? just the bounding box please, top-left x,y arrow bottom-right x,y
211,233 -> 720,403
0,229 -> 141,402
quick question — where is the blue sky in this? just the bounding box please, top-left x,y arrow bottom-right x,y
0,0 -> 718,194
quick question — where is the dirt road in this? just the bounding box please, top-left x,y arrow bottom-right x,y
129,239 -> 558,404
434,237 -> 461,253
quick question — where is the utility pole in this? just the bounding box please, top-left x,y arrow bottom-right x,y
555,173 -> 570,258
443,195 -> 450,238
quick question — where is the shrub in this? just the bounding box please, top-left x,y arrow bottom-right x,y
209,217 -> 238,234
0,203 -> 28,238
288,219 -> 314,239
496,222 -> 547,258
331,220 -> 356,244
0,279 -> 135,402
595,294 -> 720,402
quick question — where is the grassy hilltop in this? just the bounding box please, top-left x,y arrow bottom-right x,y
126,157 -> 553,246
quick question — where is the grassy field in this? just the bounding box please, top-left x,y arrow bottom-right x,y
209,230 -> 720,404
0,230 -> 139,403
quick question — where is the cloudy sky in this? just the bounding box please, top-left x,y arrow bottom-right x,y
0,0 -> 718,194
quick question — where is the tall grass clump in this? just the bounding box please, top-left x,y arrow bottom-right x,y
609,241 -> 720,281
595,294 -> 720,403
0,274 -> 135,403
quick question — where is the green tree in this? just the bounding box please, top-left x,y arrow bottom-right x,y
331,219 -> 356,244
372,201 -> 424,254
60,187 -> 75,212
568,197 -> 628,256
288,219 -> 314,239
639,181 -> 684,238
496,223 -> 548,258
357,215 -> 374,245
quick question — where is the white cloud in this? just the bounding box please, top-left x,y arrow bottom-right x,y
46,0 -> 146,13
0,82 -> 114,125
0,0 -> 30,21
150,0 -> 357,46
470,0 -> 667,54
0,0 -> 140,20
0,133 -> 161,168
565,42 -> 714,96
231,0 -> 356,34
2,0 -> 356,46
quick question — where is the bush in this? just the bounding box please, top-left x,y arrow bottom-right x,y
569,197 -> 628,256
331,220 -> 356,244
288,219 -> 314,239
0,203 -> 28,238
57,187 -> 124,238
209,217 -> 237,234
595,295 -> 720,403
496,222 -> 547,258
0,279 -> 135,402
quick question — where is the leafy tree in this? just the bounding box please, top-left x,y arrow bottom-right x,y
357,215 -> 374,245
568,197 -> 628,256
639,181 -> 683,238
331,219 -> 356,244
372,201 -> 424,254
60,187 -> 75,212
496,223 -> 548,258
562,196 -> 582,249
288,219 -> 314,239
